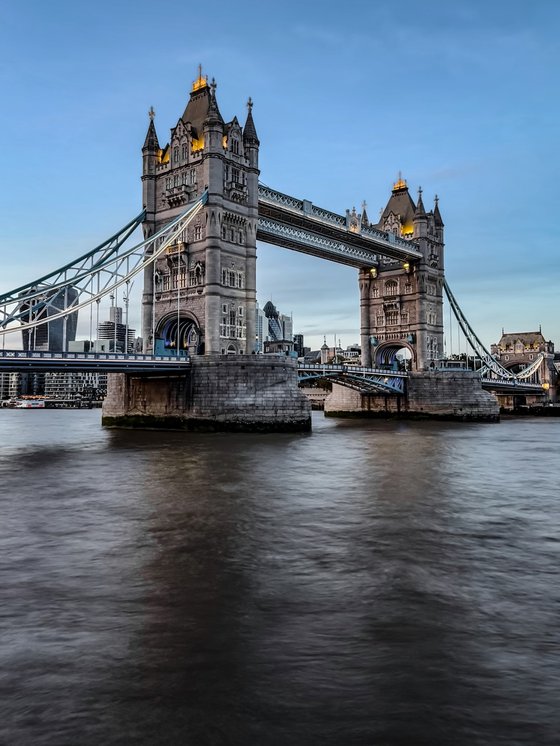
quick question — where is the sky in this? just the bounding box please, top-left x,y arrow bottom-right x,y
1,0 -> 558,352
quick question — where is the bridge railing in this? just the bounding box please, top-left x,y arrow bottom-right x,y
0,350 -> 191,364
258,184 -> 418,252
298,362 -> 406,377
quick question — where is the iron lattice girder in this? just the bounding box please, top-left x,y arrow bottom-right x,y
257,186 -> 423,267
298,364 -> 406,395
0,193 -> 208,336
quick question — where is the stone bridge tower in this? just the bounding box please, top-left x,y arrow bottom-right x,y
141,68 -> 259,355
359,176 -> 445,371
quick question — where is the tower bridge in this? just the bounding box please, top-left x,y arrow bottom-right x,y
0,69 -> 551,428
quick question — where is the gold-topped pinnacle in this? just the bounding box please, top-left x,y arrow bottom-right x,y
192,64 -> 209,92
393,171 -> 407,191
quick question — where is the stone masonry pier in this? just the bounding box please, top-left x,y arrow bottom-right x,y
102,354 -> 311,432
324,370 -> 499,422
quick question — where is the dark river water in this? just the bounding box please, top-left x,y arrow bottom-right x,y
1,410 -> 559,745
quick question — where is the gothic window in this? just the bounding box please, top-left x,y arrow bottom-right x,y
372,287 -> 380,298
165,177 -> 172,191
401,312 -> 409,324
174,174 -> 180,187
162,274 -> 170,291
181,144 -> 188,161
229,229 -> 234,242
173,146 -> 179,163
386,311 -> 399,326
189,169 -> 196,185
222,226 -> 227,239
238,231 -> 243,244
376,315 -> 384,326
182,171 -> 187,185
194,226 -> 202,241
231,138 -> 239,155
404,283 -> 412,294
385,280 -> 398,296
232,168 -> 240,183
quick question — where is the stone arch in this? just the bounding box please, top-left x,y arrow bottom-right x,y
155,312 -> 203,355
374,340 -> 415,371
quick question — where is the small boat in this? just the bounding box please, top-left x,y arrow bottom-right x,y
14,399 -> 46,408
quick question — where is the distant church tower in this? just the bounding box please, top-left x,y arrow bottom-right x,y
359,176 -> 445,370
141,68 -> 260,355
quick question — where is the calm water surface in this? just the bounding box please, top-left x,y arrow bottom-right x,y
0,410 -> 559,745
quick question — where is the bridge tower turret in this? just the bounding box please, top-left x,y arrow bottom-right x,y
362,177 -> 445,371
140,68 -> 260,356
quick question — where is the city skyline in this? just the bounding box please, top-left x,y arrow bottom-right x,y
1,0 -> 558,353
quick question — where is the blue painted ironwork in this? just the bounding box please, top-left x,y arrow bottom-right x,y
257,185 -> 423,267
0,192 -> 208,338
0,349 -> 191,373
298,363 -> 406,395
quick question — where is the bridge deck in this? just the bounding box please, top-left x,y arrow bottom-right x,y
0,350 -> 191,374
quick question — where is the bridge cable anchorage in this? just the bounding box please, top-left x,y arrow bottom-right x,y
0,192 -> 208,337
443,278 -> 545,386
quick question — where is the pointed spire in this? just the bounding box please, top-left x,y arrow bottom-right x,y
142,107 -> 159,151
243,97 -> 259,145
415,186 -> 426,217
433,194 -> 444,226
361,200 -> 369,227
204,76 -> 223,125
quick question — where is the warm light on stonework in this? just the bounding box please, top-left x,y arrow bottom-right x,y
191,136 -> 204,152
370,267 -> 378,278
222,135 -> 228,149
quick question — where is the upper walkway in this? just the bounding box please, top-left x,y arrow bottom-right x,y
257,185 -> 423,268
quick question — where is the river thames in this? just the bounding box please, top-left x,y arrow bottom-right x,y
1,409 -> 559,745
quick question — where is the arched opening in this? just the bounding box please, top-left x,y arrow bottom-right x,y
374,342 -> 413,371
155,314 -> 203,356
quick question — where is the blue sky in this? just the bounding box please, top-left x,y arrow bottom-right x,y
1,0 -> 558,352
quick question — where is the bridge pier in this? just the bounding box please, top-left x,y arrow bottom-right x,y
102,355 -> 311,432
324,370 -> 499,422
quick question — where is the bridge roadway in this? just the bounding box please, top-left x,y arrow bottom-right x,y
257,185 -> 423,268
0,350 -> 191,373
0,351 -> 544,397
